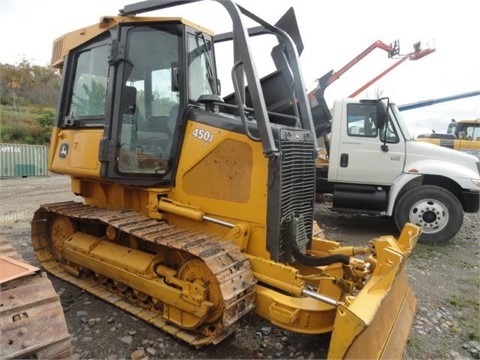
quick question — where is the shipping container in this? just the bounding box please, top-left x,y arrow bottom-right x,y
0,143 -> 48,178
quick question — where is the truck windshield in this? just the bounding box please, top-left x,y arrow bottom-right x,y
390,104 -> 414,141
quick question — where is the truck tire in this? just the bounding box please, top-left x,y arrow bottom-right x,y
393,185 -> 463,245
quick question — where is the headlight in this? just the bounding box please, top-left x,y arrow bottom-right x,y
472,178 -> 480,188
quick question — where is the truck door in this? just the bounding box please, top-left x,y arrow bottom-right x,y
329,102 -> 405,184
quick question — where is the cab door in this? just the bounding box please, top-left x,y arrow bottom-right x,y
99,23 -> 185,186
329,102 -> 405,185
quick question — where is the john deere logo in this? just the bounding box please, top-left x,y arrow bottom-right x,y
59,143 -> 69,158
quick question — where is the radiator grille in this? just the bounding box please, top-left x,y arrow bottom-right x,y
279,130 -> 316,253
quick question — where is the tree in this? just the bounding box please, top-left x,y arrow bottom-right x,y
0,59 -> 60,108
0,59 -> 60,145
37,108 -> 55,134
0,63 -> 19,108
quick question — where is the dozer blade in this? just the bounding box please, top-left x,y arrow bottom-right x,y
327,223 -> 420,359
0,233 -> 73,359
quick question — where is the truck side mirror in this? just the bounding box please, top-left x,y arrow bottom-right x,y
375,100 -> 390,152
375,102 -> 387,130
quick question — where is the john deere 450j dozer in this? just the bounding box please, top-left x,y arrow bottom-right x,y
32,1 -> 421,358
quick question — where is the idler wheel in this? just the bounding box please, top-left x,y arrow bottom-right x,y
177,259 -> 224,324
49,215 -> 75,260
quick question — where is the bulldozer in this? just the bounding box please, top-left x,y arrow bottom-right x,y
416,118 -> 480,159
31,0 -> 421,358
400,91 -> 480,159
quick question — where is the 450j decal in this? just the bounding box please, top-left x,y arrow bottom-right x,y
192,128 -> 214,143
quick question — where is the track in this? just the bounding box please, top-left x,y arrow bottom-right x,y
31,201 -> 257,347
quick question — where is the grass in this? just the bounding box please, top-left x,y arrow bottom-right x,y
1,104 -> 39,117
448,294 -> 472,308
0,104 -> 53,144
405,334 -> 423,358
445,282 -> 480,345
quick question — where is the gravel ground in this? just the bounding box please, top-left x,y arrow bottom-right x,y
1,173 -> 479,359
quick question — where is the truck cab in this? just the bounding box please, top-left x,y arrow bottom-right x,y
315,98 -> 480,244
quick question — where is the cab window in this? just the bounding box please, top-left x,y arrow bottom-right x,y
66,42 -> 109,125
346,104 -> 378,137
347,103 -> 399,143
187,32 -> 215,102
380,116 -> 400,143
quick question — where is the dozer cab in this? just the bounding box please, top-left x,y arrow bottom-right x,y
32,0 -> 421,358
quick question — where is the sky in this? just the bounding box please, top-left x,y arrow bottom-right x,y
1,0 -> 479,136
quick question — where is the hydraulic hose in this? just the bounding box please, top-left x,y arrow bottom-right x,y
286,215 -> 350,266
287,234 -> 350,266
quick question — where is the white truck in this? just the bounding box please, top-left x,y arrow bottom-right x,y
311,94 -> 480,244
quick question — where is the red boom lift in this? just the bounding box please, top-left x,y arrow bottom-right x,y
309,39 -> 436,102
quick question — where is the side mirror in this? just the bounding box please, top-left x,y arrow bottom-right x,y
375,100 -> 390,152
375,101 -> 388,130
171,63 -> 179,92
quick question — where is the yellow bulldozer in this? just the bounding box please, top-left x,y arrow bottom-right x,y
400,91 -> 480,159
31,1 -> 421,358
416,118 -> 480,159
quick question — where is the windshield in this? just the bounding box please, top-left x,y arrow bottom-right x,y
390,104 -> 414,141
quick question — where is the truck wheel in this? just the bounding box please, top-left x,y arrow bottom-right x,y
394,185 -> 463,245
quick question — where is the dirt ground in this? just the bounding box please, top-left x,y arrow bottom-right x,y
1,173 -> 479,359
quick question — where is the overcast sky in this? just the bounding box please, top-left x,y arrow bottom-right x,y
1,0 -> 479,135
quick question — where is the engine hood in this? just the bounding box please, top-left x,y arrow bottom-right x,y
405,140 -> 480,179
